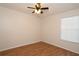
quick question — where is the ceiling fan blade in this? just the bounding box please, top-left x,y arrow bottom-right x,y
27,7 -> 35,9
41,7 -> 49,10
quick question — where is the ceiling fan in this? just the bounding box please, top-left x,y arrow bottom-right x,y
27,3 -> 49,14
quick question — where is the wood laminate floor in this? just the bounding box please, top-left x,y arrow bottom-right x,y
0,41 -> 79,56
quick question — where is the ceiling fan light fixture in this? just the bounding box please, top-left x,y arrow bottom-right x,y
35,9 -> 41,14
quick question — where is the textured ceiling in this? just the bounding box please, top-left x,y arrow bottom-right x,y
0,3 -> 79,16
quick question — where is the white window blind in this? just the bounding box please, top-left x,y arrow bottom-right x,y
61,16 -> 79,43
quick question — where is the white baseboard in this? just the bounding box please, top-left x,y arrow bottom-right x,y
0,40 -> 40,52
43,40 -> 79,54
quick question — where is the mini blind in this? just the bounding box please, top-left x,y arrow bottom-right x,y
61,16 -> 79,43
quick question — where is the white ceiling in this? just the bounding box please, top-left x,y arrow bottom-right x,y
0,3 -> 79,16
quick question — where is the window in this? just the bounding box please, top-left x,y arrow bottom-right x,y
61,16 -> 79,43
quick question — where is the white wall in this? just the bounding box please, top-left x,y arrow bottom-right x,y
0,6 -> 40,51
42,9 -> 79,54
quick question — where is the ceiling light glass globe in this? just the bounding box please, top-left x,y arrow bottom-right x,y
35,9 -> 41,14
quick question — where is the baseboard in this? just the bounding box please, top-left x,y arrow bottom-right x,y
42,41 -> 79,54
0,41 -> 40,52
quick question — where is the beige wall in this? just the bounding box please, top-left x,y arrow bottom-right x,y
0,6 -> 40,51
42,9 -> 79,54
